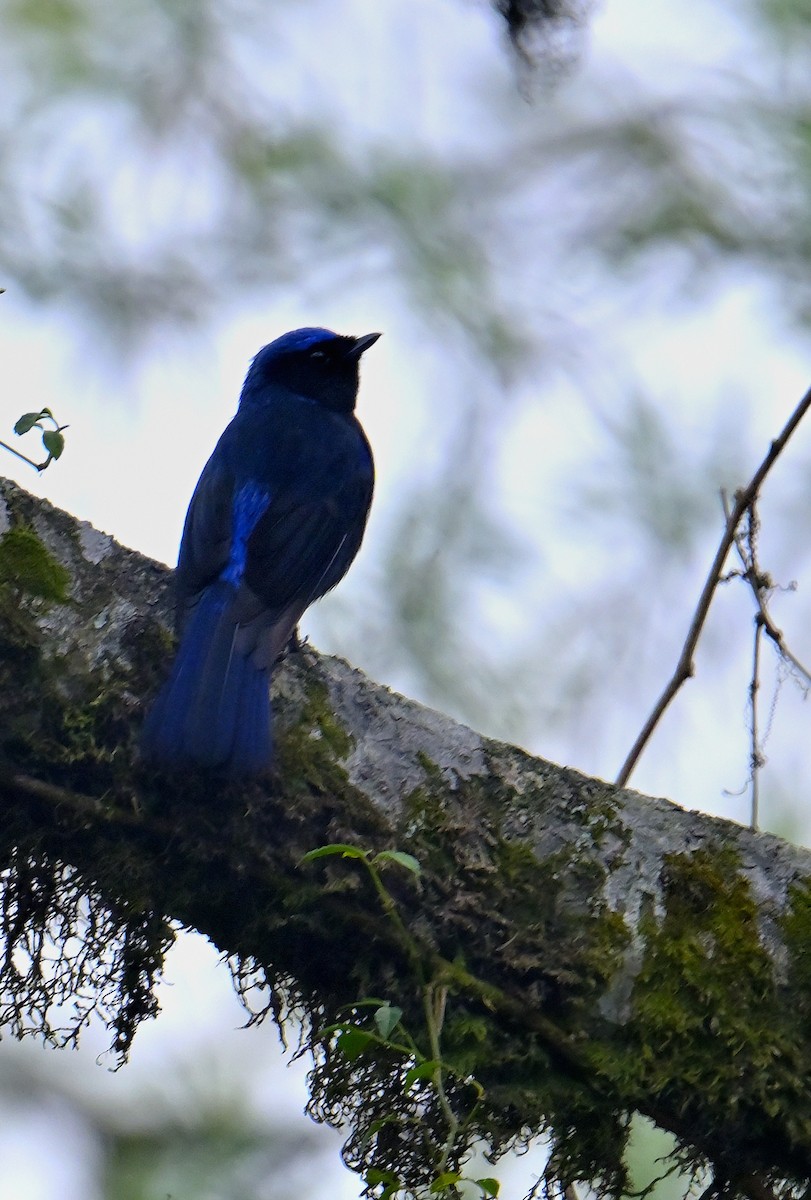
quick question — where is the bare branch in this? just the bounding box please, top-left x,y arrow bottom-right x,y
616,383 -> 811,788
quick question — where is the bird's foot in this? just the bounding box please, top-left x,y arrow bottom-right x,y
281,626 -> 308,659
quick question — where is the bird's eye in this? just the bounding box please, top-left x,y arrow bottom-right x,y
310,349 -> 327,361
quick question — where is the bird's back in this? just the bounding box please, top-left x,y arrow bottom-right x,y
177,387 -> 373,621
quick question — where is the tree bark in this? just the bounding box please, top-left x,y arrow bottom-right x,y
0,475 -> 809,1198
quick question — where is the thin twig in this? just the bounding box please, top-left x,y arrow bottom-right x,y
722,487 -> 811,827
424,984 -> 460,1178
0,438 -> 49,472
0,768 -> 140,826
749,617 -> 762,832
722,492 -> 811,688
616,383 -> 811,788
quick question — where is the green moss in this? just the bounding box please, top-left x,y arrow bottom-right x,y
782,878 -> 811,996
385,757 -> 636,1192
580,782 -> 628,847
0,520 -> 177,1060
0,525 -> 148,781
0,526 -> 70,603
401,785 -> 458,879
134,619 -> 176,681
55,689 -> 132,766
274,672 -> 355,794
398,754 -> 631,1043
622,844 -> 811,1180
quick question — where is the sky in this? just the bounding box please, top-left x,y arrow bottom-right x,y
1,0 -> 811,1196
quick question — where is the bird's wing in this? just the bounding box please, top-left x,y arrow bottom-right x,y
231,482 -> 371,670
175,406 -> 372,650
244,467 -> 372,612
174,447 -> 239,623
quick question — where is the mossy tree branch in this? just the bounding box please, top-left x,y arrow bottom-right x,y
0,475 -> 810,1198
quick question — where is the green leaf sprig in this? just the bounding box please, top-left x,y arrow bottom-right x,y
302,843 -> 498,1200
2,407 -> 69,472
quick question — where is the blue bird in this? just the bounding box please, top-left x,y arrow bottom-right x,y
142,326 -> 379,775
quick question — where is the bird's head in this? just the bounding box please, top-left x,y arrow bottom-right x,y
240,327 -> 381,414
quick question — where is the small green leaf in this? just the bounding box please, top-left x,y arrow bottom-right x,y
336,997 -> 387,1013
14,411 -> 45,435
365,1118 -> 389,1138
335,1028 -> 374,1061
475,1179 -> 500,1197
374,850 -> 422,875
41,429 -> 65,460
365,1167 -> 399,1186
403,1059 -> 440,1090
365,1167 -> 401,1199
300,843 -> 368,864
374,1004 -> 403,1040
430,1172 -> 462,1193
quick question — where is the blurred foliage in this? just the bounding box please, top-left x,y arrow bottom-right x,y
757,0 -> 811,36
2,0 -> 811,759
0,0 -> 526,356
105,1116 -> 306,1200
0,1031 -> 333,1200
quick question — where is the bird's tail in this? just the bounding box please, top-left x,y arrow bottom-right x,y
141,581 -> 272,775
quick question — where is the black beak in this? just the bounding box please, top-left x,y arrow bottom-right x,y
347,332 -> 382,360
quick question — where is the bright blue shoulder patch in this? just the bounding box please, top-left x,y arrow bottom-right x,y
221,482 -> 270,587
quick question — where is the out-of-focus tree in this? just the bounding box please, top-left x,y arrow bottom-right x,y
3,0 -> 811,771
0,949 -> 356,1200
